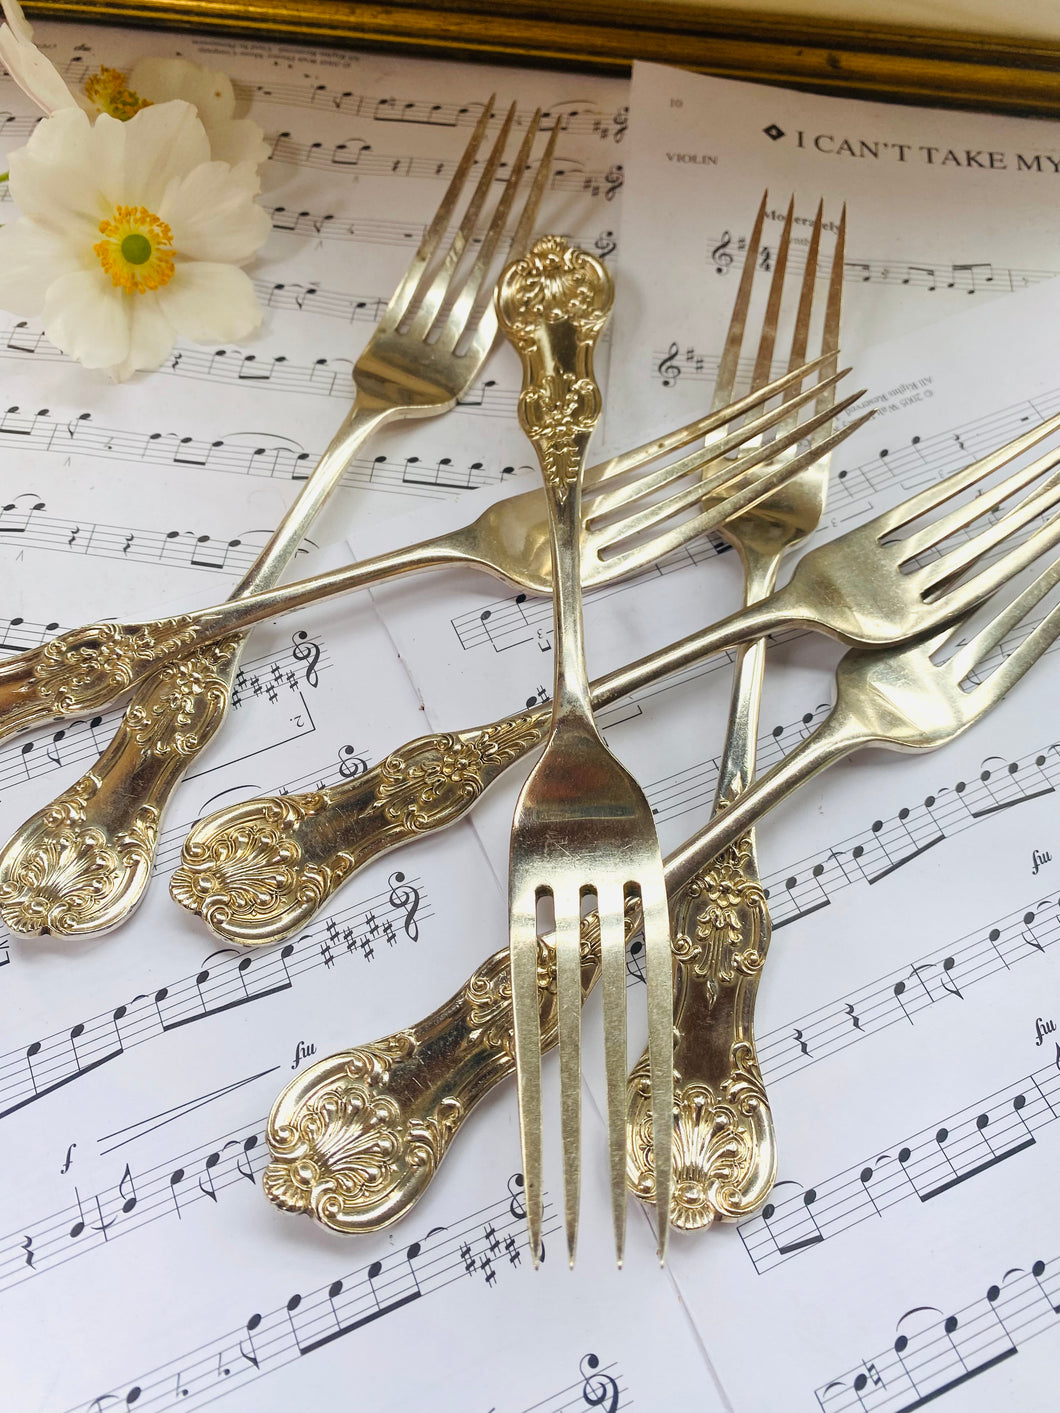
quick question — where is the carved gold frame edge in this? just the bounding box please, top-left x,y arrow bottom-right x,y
25,1 -> 1060,118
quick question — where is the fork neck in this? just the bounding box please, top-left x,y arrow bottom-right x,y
232,395 -> 396,598
547,447 -> 598,725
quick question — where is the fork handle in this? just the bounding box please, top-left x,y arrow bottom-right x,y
0,398 -> 457,939
496,237 -> 613,725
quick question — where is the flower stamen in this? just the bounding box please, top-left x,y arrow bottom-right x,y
94,206 -> 175,293
84,65 -> 151,121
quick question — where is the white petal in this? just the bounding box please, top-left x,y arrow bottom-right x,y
110,293 -> 176,380
111,102 -> 210,210
6,107 -> 110,230
201,116 -> 268,171
128,57 -> 235,124
163,161 -> 271,264
158,263 -> 262,343
0,217 -> 85,315
42,267 -> 130,369
1,0 -> 34,44
0,25 -> 78,114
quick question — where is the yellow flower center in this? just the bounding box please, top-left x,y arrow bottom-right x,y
94,206 -> 176,294
84,66 -> 151,121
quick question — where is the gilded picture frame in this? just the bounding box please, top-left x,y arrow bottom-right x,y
25,0 -> 1060,116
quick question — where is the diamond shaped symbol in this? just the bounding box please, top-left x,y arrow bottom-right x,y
763,123 -> 785,141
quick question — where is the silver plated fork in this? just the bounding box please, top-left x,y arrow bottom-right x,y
627,192 -> 844,1226
0,99 -> 558,938
258,538 -> 1060,1240
157,407 -> 1060,956
498,236 -> 672,1269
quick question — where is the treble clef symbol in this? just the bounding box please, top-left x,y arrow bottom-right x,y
291,629 -> 320,687
612,105 -> 628,143
711,230 -> 734,274
604,164 -> 623,201
657,342 -> 681,388
579,1354 -> 620,1413
387,870 -> 421,941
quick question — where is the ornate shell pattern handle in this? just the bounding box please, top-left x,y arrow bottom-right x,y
263,906 -> 653,1234
0,636 -> 242,937
625,832 -> 776,1228
171,712 -> 551,945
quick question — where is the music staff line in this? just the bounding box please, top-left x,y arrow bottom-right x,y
264,201 -> 619,262
0,322 -> 520,410
456,383 -> 1060,655
753,882 -> 1060,1092
703,224 -> 1053,295
740,1062 -> 1060,1276
0,635 -> 332,808
0,871 -> 429,1124
51,57 -> 630,140
0,403 -> 536,502
69,1176 -> 552,1413
265,130 -> 623,201
815,1252 -> 1060,1413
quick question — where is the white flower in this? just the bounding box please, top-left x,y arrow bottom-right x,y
126,58 -> 267,171
0,0 -> 266,171
0,103 -> 271,380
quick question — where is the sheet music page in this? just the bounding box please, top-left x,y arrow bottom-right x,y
360,261 -> 1060,1410
0,20 -> 627,629
605,59 -> 1060,451
0,23 -> 730,1412
0,546 -> 721,1410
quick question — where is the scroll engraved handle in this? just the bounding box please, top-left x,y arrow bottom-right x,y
263,904 -> 652,1234
171,714 -> 551,944
626,835 -> 776,1227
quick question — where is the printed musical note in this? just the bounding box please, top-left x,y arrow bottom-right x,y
73,1177 -> 553,1412
815,1254 -> 1059,1411
740,1062 -> 1059,1274
0,874 -> 429,1124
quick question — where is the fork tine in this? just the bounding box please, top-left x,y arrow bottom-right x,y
405,102 -> 518,339
442,109 -> 545,350
641,872 -> 673,1264
446,109 -> 551,347
599,884 -> 629,1266
597,390 -> 866,552
946,550 -> 1060,682
916,464 -> 1060,597
810,202 -> 844,445
713,190 -> 768,410
587,355 -> 834,493
749,196 -> 794,393
585,369 -> 849,523
935,500 -> 1060,621
592,413 -> 874,584
510,881 -> 545,1266
556,892 -> 583,1267
873,408 -> 1060,538
902,444 -> 1060,568
505,117 -> 560,261
384,97 -> 495,329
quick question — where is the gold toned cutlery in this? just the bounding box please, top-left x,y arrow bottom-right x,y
168,407 -> 1060,950
0,100 -> 557,938
261,547 -> 1060,1237
0,361 -> 848,745
626,193 -> 843,1228
0,371 -> 858,940
496,236 -> 671,1268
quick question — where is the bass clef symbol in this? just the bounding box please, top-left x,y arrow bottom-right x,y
579,1353 -> 620,1413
